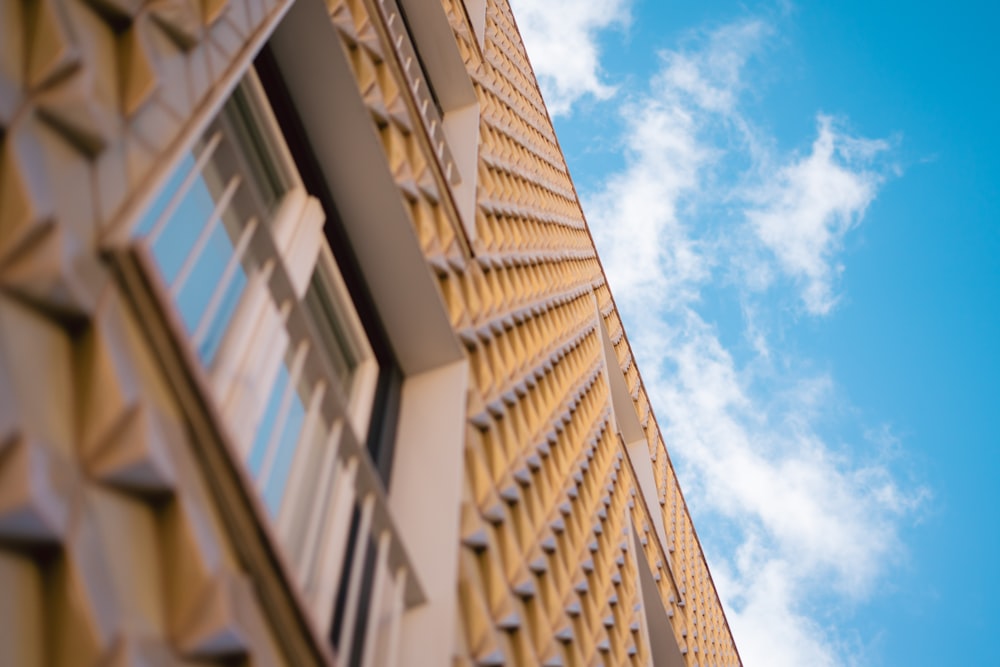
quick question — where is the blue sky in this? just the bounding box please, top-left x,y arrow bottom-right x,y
511,1 -> 1000,665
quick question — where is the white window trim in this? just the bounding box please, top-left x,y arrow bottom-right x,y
459,0 -> 487,50
112,65 -> 416,635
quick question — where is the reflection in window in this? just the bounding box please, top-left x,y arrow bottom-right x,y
134,89 -> 284,366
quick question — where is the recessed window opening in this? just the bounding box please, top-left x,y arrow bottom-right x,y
394,0 -> 444,117
129,70 -> 390,623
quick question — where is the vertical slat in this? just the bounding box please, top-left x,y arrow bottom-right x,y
257,338 -> 310,489
210,259 -> 277,403
247,299 -> 293,418
383,568 -> 407,667
337,492 -> 376,667
169,174 -> 242,297
276,377 -> 327,540
145,131 -> 224,245
192,217 -> 260,346
283,195 -> 326,298
360,530 -> 392,667
295,417 -> 343,576
224,293 -> 291,455
208,259 -> 275,372
307,455 -> 358,631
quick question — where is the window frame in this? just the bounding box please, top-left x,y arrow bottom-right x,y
117,66 -> 408,630
386,0 -> 482,244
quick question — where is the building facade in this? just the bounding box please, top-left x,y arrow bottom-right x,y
0,0 -> 742,665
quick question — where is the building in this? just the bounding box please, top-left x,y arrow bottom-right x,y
0,0 -> 742,664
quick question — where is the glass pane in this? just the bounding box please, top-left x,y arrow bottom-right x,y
304,272 -> 361,398
285,416 -> 330,555
248,364 -> 291,476
245,348 -> 312,518
148,173 -> 216,286
176,223 -> 235,331
262,391 -> 306,515
138,122 -> 268,365
134,155 -> 194,237
224,86 -> 287,212
198,270 -> 246,364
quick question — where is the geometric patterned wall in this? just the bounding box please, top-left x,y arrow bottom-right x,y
0,1 -> 305,665
0,0 -> 742,663
328,0 -> 741,663
0,285 -> 289,666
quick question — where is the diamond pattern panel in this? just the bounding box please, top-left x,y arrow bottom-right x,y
0,281 -> 285,665
0,0 -> 742,663
0,0 -> 290,319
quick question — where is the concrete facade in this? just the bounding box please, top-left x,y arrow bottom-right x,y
0,0 -> 742,664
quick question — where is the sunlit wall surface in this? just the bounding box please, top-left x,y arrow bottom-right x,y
0,0 -> 741,665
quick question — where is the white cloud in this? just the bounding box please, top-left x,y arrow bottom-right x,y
508,0 -> 630,115
713,555 -> 845,667
745,116 -> 889,314
585,93 -> 710,311
547,14 -> 923,667
656,324 -> 911,598
657,20 -> 770,114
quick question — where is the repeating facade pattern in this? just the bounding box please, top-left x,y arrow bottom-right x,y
0,0 -> 743,664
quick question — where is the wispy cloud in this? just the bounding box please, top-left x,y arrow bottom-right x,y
745,116 -> 889,314
512,7 -> 924,666
508,0 -> 630,115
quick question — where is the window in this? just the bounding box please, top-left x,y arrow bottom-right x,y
387,0 -> 481,241
130,70 -> 381,620
111,4 -> 477,656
